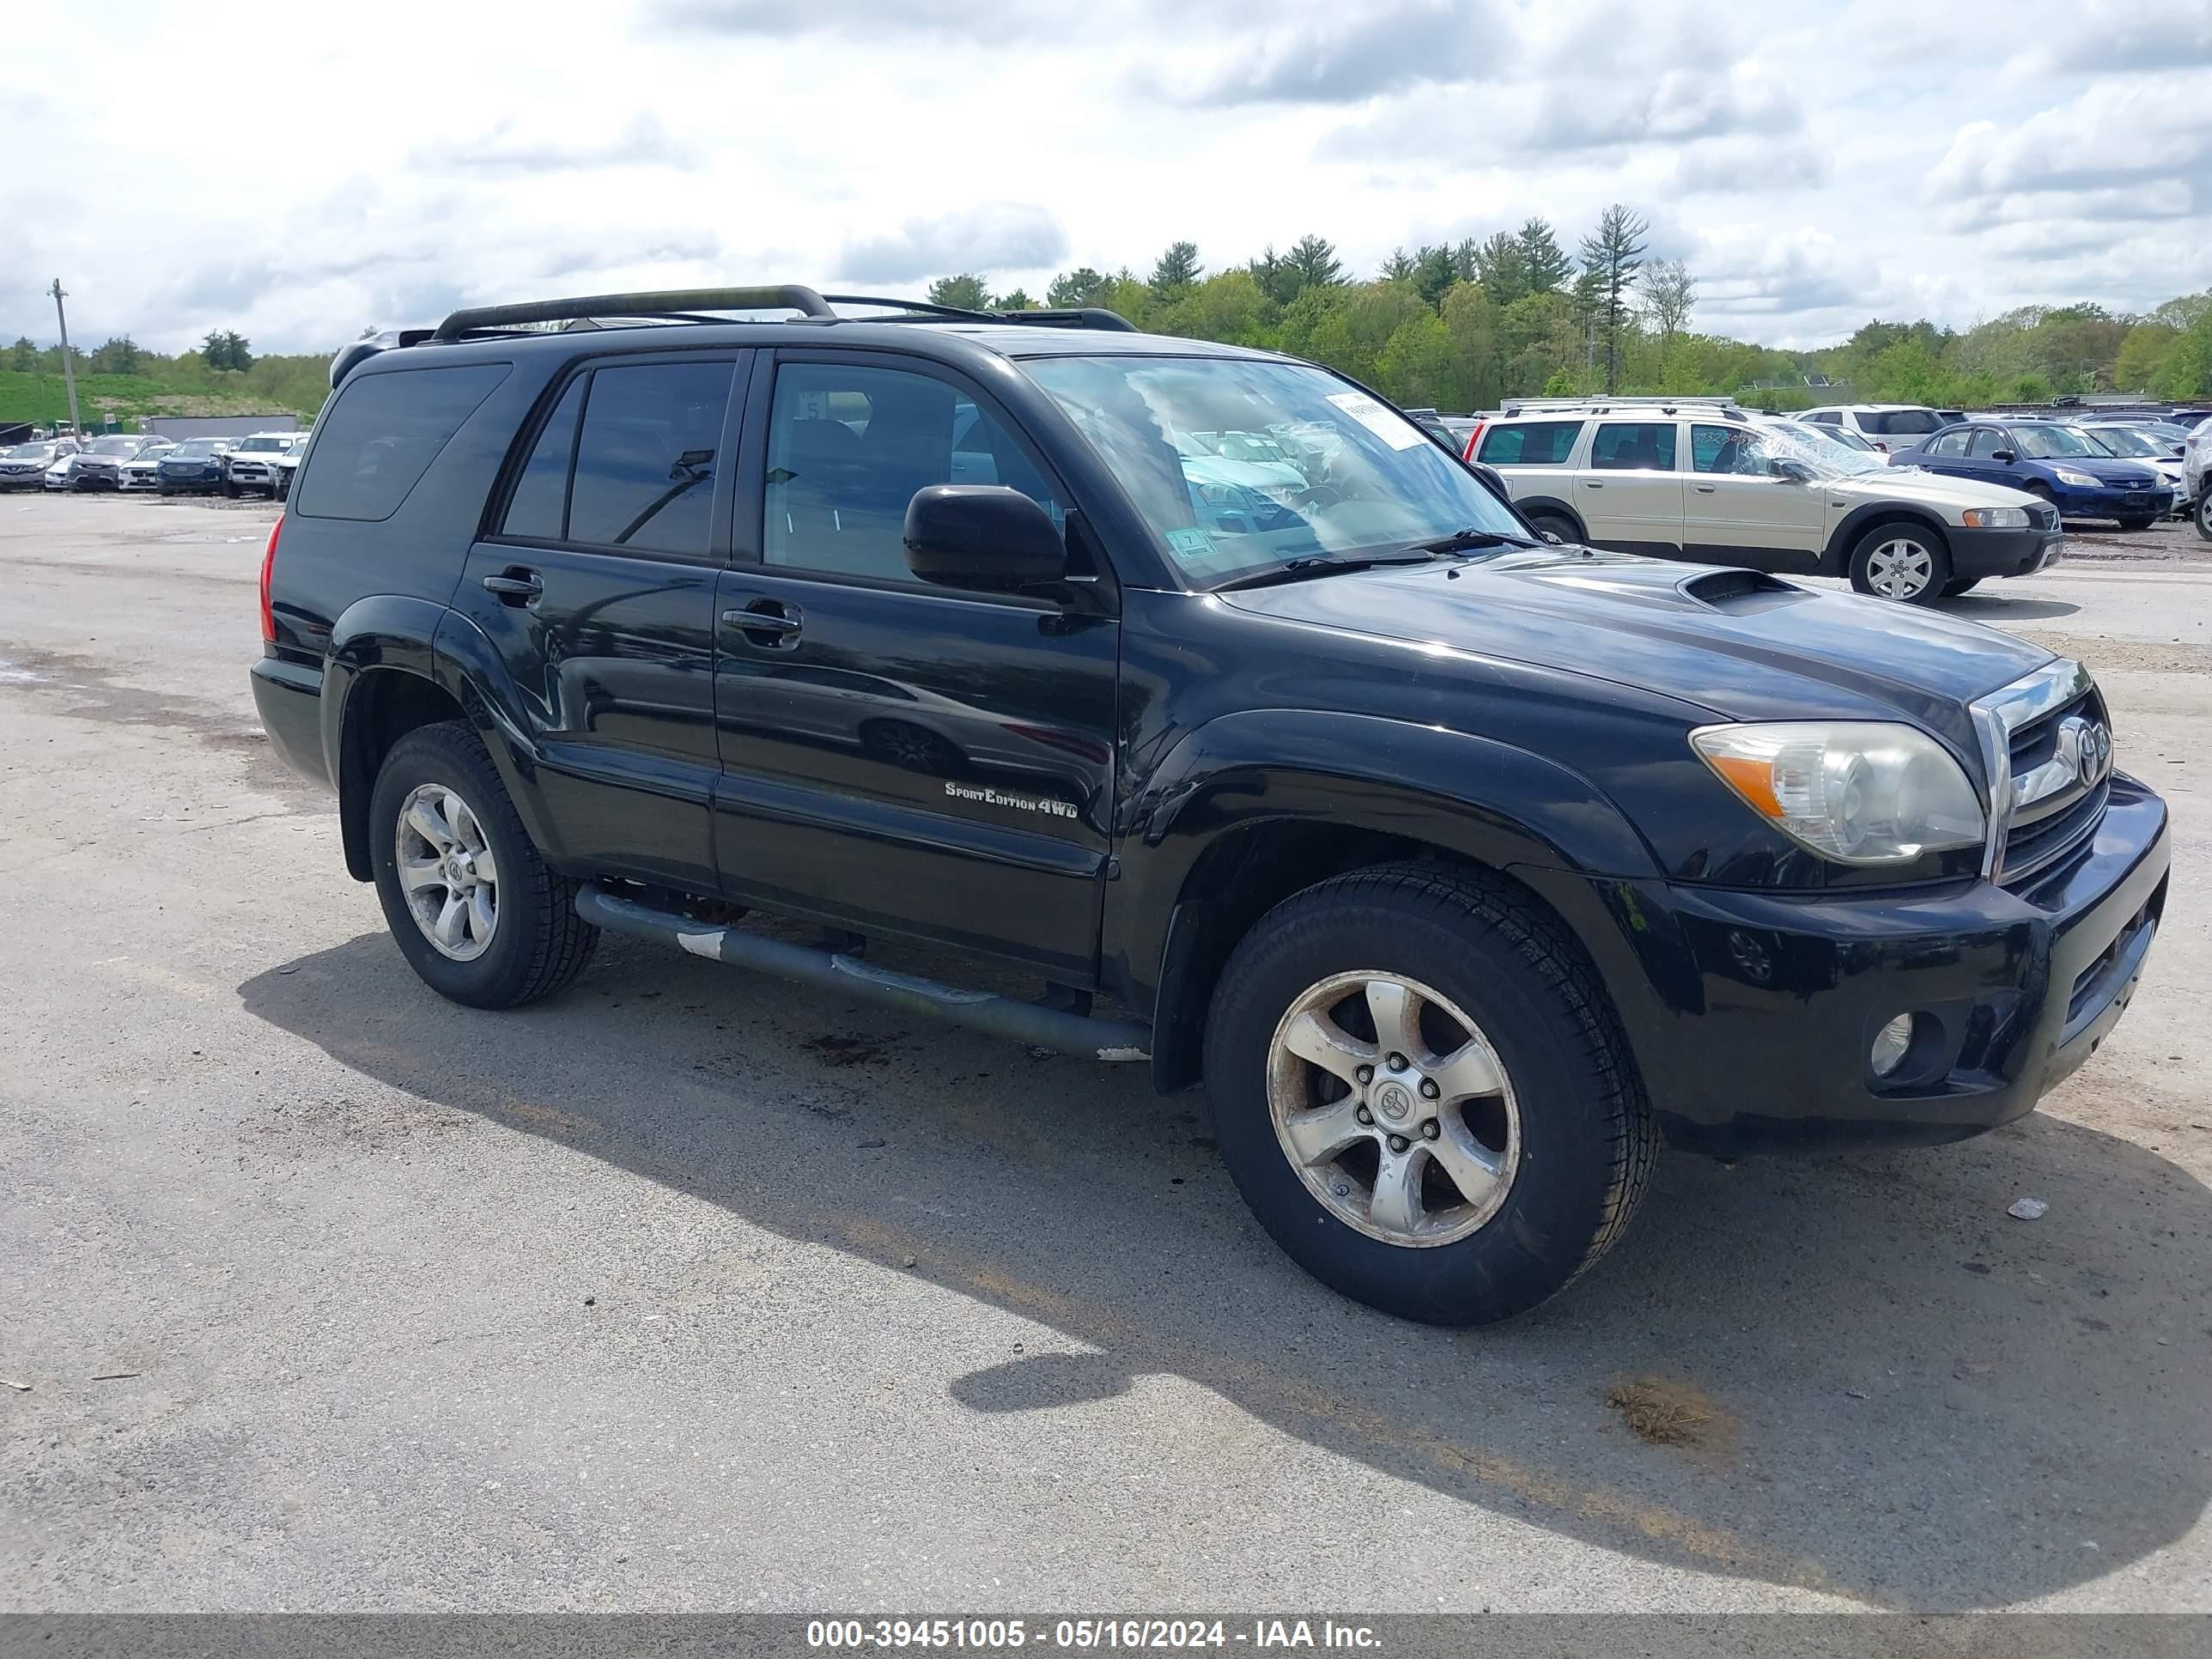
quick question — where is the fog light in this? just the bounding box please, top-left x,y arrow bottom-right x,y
1870,1013 -> 1916,1078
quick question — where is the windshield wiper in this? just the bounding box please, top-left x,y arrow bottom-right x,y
1212,552 -> 1437,592
1397,526 -> 1542,555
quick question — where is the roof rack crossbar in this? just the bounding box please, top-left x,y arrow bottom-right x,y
819,294 -> 1137,332
430,285 -> 837,341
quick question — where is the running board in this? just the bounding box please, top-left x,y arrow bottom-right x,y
575,887 -> 1152,1062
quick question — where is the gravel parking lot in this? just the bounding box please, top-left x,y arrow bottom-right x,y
3,492 -> 2207,1613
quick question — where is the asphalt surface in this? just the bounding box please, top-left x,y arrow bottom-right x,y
3,493 -> 2208,1613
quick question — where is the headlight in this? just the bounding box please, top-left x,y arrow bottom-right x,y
1960,506 -> 2030,528
1691,722 -> 1986,865
2054,468 -> 2102,488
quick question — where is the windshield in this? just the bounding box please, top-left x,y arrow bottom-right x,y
1021,355 -> 1525,585
88,437 -> 138,455
171,439 -> 223,458
1768,422 -> 1886,474
2083,427 -> 2158,458
3,443 -> 50,459
2012,423 -> 2100,459
238,435 -> 289,453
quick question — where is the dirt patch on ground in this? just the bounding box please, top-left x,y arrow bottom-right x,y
800,1032 -> 903,1068
1606,1375 -> 1737,1455
2010,634 -> 2210,674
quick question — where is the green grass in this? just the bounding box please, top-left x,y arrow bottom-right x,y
0,362 -> 328,428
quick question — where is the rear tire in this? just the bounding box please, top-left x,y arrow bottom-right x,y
1848,522 -> 1950,605
1201,862 -> 1656,1325
368,720 -> 597,1009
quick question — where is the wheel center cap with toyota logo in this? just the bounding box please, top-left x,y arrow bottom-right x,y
2056,715 -> 2113,789
1374,1081 -> 1414,1121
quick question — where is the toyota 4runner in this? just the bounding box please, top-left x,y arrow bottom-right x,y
252,287 -> 2169,1324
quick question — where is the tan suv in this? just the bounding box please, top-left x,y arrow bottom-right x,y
1471,398 -> 2062,605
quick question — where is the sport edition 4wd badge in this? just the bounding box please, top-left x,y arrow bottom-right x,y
945,781 -> 1079,820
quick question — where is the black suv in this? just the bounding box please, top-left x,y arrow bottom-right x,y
252,285 -> 2170,1324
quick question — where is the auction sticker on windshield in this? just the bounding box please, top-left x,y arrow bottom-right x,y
1325,391 -> 1426,451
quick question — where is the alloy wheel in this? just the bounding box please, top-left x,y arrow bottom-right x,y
393,782 -> 500,961
1265,970 -> 1520,1247
1864,538 -> 1935,599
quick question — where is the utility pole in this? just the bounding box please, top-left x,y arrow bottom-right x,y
48,279 -> 82,434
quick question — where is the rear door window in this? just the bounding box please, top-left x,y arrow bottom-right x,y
566,361 -> 734,556
293,363 -> 511,521
1926,428 -> 1970,459
1477,421 -> 1582,465
501,377 -> 586,542
1589,422 -> 1678,471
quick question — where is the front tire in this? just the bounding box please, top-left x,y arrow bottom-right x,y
1201,863 -> 1656,1324
2197,490 -> 2212,544
1941,576 -> 1981,598
1523,510 -> 1580,546
368,720 -> 597,1008
1848,522 -> 1950,605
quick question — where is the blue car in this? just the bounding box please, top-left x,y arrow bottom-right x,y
1889,420 -> 2174,529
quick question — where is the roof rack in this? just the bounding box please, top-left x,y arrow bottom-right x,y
1501,395 -> 1746,416
428,284 -> 1137,343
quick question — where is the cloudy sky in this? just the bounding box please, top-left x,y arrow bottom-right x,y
4,0 -> 2208,357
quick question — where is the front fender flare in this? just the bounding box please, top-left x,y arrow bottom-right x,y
1104,709 -> 1663,1036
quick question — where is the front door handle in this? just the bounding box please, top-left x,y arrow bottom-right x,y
1694,483 -> 1717,493
722,599 -> 803,647
1582,479 -> 1603,489
482,568 -> 543,603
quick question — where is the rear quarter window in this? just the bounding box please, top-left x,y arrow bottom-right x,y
293,363 -> 512,521
1478,421 -> 1583,465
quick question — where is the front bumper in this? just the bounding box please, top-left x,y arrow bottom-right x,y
158,464 -> 227,491
0,470 -> 46,489
2052,483 -> 2175,520
1528,774 -> 2170,1154
70,468 -> 122,490
119,471 -> 161,491
1950,523 -> 2063,579
228,465 -> 278,490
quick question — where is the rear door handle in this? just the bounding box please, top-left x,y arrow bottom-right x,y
722,599 -> 803,646
1582,480 -> 1603,489
481,568 -> 543,603
1693,484 -> 1717,493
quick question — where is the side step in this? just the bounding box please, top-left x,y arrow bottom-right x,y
575,887 -> 1152,1062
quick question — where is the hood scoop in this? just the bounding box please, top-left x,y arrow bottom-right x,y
1677,568 -> 1811,613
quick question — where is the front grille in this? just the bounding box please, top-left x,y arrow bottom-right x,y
2029,503 -> 2060,531
1998,683 -> 2109,886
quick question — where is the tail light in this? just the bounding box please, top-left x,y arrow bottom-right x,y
1462,421 -> 1486,463
258,513 -> 283,647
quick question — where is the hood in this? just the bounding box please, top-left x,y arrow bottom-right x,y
1218,548 -> 2053,744
2042,454 -> 2162,486
1843,468 -> 2041,511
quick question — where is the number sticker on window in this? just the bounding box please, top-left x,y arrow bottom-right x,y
1324,392 -> 1426,452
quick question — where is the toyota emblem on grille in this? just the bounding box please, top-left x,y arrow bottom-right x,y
2055,715 -> 2112,789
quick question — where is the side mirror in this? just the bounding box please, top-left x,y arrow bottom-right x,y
1768,457 -> 1816,483
1990,449 -> 2016,464
904,484 -> 1067,593
1468,460 -> 1511,505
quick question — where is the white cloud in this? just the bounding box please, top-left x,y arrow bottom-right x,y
2,0 -> 2208,356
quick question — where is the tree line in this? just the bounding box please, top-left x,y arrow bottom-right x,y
924,212 -> 2212,411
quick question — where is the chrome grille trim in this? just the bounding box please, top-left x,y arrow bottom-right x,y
1968,658 -> 2095,881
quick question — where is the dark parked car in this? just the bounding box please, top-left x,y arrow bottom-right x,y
251,285 -> 2168,1325
65,434 -> 161,490
155,437 -> 238,494
1890,420 -> 2175,529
